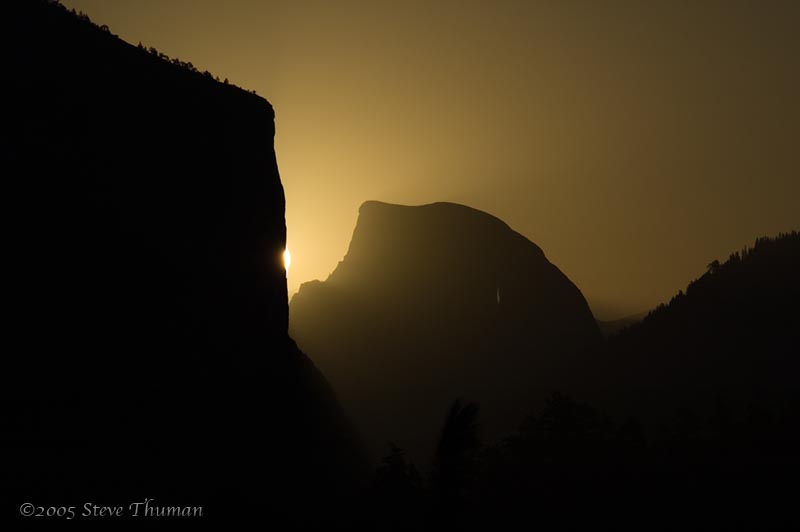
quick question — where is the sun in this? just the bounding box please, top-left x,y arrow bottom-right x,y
283,248 -> 292,276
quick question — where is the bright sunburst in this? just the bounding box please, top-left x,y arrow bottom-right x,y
283,248 -> 292,277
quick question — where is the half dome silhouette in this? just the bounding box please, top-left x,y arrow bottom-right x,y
291,201 -> 601,462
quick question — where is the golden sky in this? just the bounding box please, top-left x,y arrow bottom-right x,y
62,0 -> 799,319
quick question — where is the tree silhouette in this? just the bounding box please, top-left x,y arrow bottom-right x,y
430,400 -> 480,530
369,442 -> 425,531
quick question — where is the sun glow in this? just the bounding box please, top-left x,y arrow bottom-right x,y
283,248 -> 292,277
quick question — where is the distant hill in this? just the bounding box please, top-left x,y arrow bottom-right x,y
290,201 -> 601,463
2,0 -> 362,526
580,231 -> 800,422
596,311 -> 648,337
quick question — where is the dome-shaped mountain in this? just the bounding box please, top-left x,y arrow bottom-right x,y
290,201 -> 600,462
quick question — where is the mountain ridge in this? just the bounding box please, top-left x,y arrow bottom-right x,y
576,230 -> 800,423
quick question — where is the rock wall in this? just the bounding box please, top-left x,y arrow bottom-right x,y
2,1 -> 362,526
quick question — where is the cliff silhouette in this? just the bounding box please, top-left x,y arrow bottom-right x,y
290,201 -> 601,463
2,1 -> 362,527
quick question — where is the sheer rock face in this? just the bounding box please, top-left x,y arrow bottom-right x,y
3,1 -> 361,524
291,201 -> 600,463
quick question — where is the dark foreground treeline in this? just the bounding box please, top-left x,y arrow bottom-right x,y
357,391 -> 800,532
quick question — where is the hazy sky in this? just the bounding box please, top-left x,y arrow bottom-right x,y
62,0 -> 799,319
